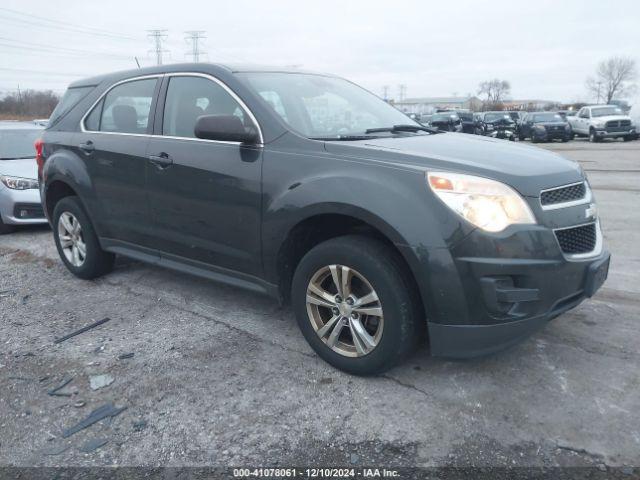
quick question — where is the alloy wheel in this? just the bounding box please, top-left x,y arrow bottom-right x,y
57,211 -> 86,267
305,264 -> 384,357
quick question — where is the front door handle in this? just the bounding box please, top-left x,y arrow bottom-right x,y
79,141 -> 95,154
148,153 -> 173,169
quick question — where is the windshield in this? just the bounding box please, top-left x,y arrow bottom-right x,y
591,106 -> 623,117
432,113 -> 459,122
532,113 -> 564,122
484,113 -> 511,122
238,72 -> 419,138
0,129 -> 42,160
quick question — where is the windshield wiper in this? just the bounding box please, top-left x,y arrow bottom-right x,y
0,156 -> 34,160
310,135 -> 377,141
365,124 -> 442,135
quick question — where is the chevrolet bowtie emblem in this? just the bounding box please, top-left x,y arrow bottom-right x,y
585,203 -> 597,219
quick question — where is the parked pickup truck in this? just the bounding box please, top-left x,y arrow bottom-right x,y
569,105 -> 637,142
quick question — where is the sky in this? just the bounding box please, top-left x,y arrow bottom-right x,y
1,0 -> 639,114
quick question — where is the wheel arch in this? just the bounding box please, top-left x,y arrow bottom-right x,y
272,208 -> 426,323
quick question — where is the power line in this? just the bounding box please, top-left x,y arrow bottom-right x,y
0,7 -> 140,41
184,30 -> 206,63
147,30 -> 169,66
0,37 -> 133,59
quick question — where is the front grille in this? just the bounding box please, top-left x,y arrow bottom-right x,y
13,203 -> 45,219
605,120 -> 632,132
555,223 -> 597,254
540,182 -> 586,206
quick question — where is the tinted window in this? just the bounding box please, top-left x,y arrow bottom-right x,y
0,129 -> 43,160
84,98 -> 103,131
162,76 -> 248,138
49,86 -> 94,126
95,79 -> 157,134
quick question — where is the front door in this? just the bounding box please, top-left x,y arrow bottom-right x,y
145,74 -> 263,276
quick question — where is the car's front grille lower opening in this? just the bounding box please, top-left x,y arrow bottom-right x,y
555,223 -> 597,255
540,182 -> 586,206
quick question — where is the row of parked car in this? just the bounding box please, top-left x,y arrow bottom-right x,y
415,105 -> 638,143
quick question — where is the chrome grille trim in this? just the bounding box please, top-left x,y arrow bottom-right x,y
539,181 -> 591,210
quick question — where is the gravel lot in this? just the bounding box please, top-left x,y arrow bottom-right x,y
1,138 -> 639,471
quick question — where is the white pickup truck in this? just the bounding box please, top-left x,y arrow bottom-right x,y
568,105 -> 637,142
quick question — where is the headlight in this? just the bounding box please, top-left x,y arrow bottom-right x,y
427,172 -> 536,232
0,175 -> 39,190
534,124 -> 546,131
565,124 -> 571,130
593,121 -> 605,128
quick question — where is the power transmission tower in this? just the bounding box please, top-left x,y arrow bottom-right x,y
398,84 -> 407,103
147,29 -> 169,65
382,85 -> 389,101
184,30 -> 207,63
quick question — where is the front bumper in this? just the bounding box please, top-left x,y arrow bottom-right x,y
593,127 -> 637,139
427,250 -> 610,357
533,128 -> 571,140
400,207 -> 610,358
0,185 -> 47,225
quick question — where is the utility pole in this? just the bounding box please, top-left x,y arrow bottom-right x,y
398,84 -> 406,103
184,30 -> 207,63
596,81 -> 602,103
382,85 -> 389,101
147,29 -> 169,65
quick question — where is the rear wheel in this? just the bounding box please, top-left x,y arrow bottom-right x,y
52,196 -> 115,279
292,235 -> 422,375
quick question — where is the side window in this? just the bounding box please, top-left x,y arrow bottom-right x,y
84,98 -> 103,131
162,76 -> 249,138
88,78 -> 157,134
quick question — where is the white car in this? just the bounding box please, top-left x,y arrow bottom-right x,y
569,105 -> 637,142
0,121 -> 47,234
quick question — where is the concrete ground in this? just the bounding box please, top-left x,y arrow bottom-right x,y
0,138 -> 638,471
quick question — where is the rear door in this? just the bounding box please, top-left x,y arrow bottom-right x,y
144,74 -> 263,276
76,76 -> 160,246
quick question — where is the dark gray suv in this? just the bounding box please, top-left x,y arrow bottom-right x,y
39,63 -> 610,375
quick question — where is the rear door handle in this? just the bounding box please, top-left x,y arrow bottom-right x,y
148,153 -> 173,169
79,141 -> 95,154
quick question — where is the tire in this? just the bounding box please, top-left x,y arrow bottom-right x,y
291,235 -> 423,375
562,136 -> 569,142
623,136 -> 633,142
52,196 -> 115,279
0,216 -> 15,235
531,136 -> 539,143
589,129 -> 599,143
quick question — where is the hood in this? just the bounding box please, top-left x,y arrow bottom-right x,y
536,122 -> 568,127
0,158 -> 38,180
324,133 -> 583,197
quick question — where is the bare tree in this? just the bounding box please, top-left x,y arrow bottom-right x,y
478,79 -> 511,110
0,90 -> 59,119
586,56 -> 637,104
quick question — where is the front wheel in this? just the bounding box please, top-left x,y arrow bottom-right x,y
589,129 -> 599,143
292,235 -> 423,375
53,196 -> 115,279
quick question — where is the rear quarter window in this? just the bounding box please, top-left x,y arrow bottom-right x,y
48,86 -> 95,126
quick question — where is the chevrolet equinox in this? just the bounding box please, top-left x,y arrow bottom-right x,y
38,64 -> 610,375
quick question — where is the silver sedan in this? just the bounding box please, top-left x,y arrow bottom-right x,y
0,122 -> 47,234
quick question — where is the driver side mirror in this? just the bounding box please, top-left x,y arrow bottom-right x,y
194,115 -> 259,144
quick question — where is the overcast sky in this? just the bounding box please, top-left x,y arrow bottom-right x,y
1,0 -> 639,111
